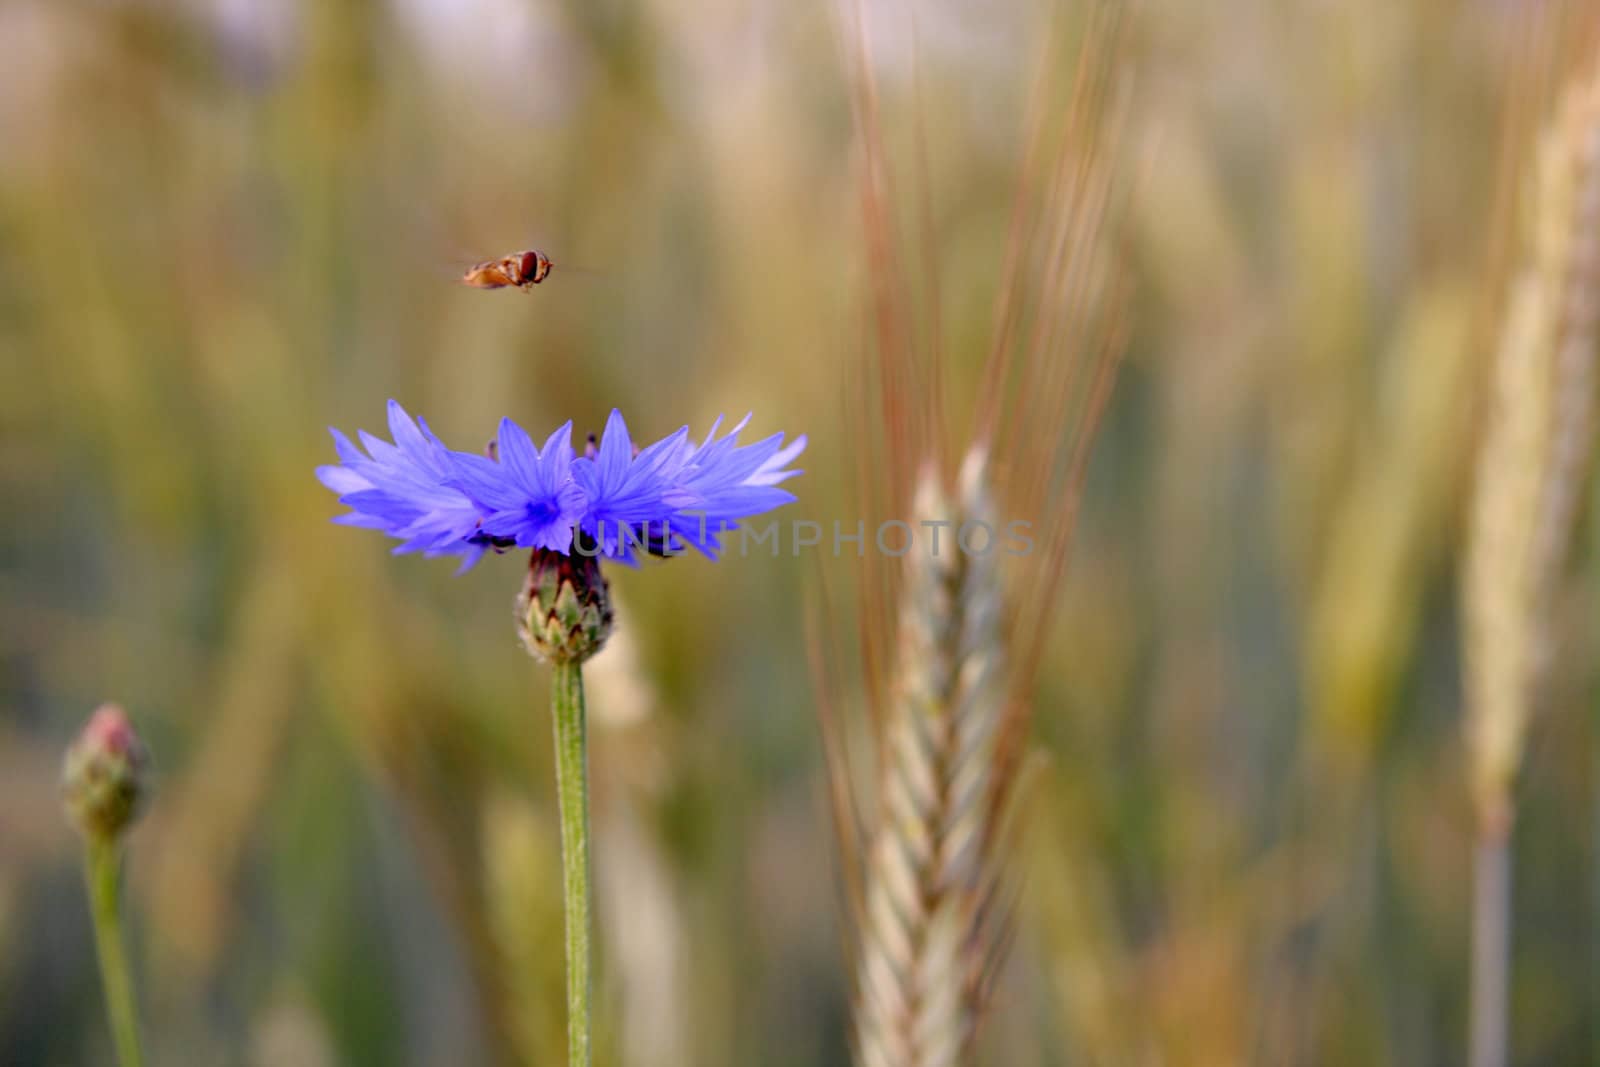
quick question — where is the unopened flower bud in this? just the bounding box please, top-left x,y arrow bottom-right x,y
516,548 -> 614,665
63,704 -> 149,840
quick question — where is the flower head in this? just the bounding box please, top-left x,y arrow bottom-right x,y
316,400 -> 493,568
319,401 -> 805,569
63,704 -> 149,840
452,420 -> 586,553
570,410 -> 691,563
658,414 -> 808,557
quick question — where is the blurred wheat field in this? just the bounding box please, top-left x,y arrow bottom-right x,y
2,1 -> 1599,1065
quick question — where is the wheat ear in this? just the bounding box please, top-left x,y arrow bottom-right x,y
1463,59 -> 1600,1067
855,449 -> 1005,1067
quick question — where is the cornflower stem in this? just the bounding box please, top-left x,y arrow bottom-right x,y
1470,810 -> 1512,1067
551,659 -> 593,1067
85,833 -> 144,1067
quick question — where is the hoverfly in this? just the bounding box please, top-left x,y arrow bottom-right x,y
460,249 -> 554,291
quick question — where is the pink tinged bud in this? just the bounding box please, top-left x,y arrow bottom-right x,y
62,704 -> 149,839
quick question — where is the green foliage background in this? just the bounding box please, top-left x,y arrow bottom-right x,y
1,1 -> 1595,1064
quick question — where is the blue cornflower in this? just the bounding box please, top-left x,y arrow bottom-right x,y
320,401 -> 805,568
316,400 -> 494,567
570,410 -> 807,562
570,410 -> 691,562
658,414 -> 808,557
450,419 -> 587,552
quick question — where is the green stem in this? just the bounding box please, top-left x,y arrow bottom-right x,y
1470,815 -> 1512,1067
551,660 -> 593,1067
86,834 -> 144,1067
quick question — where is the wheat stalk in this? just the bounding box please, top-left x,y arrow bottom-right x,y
829,6 -> 1129,1063
1463,58 -> 1600,1067
854,451 -> 1004,1067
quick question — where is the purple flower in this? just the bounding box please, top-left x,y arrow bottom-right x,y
659,415 -> 808,557
570,410 -> 691,562
319,400 -> 806,569
451,420 -> 586,552
316,400 -> 493,568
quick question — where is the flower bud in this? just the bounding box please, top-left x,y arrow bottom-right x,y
62,704 -> 149,840
516,548 -> 614,665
